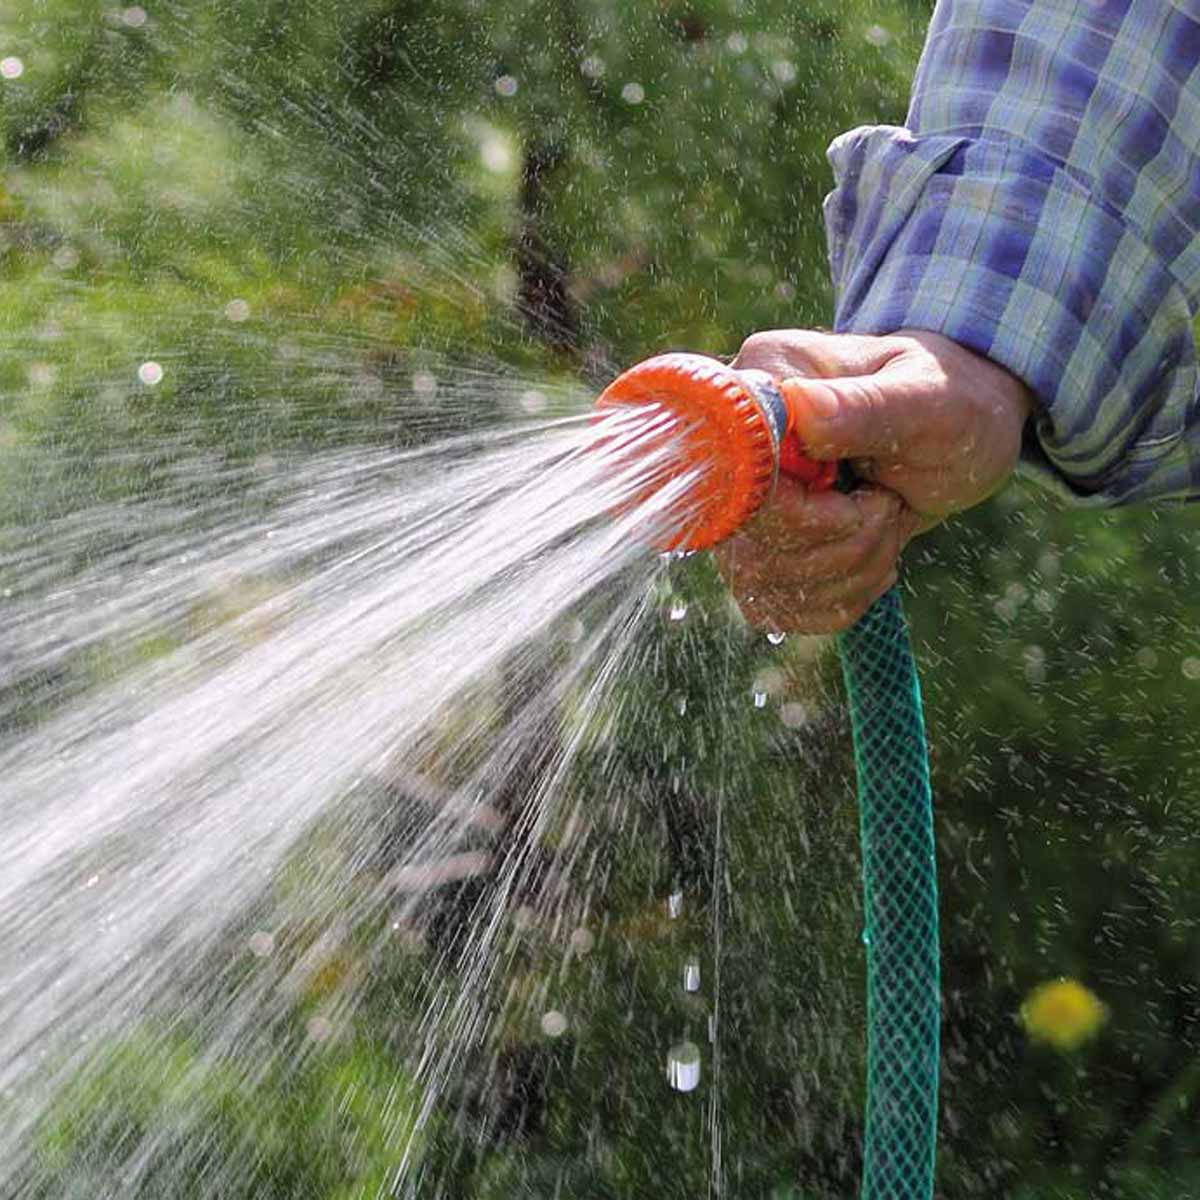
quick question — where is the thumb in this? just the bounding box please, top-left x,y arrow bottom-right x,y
779,374 -> 914,461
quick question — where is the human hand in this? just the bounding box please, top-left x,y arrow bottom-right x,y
715,328 -> 1033,635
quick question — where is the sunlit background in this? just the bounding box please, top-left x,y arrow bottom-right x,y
3,2 -> 1200,1197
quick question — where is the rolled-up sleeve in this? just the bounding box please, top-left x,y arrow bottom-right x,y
824,0 -> 1200,504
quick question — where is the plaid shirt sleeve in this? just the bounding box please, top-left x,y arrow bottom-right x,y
824,0 -> 1200,504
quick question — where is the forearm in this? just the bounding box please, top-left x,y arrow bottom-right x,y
825,0 -> 1200,504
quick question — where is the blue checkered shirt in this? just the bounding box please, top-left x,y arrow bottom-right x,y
825,0 -> 1200,503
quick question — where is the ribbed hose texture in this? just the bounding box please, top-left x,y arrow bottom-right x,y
838,587 -> 939,1200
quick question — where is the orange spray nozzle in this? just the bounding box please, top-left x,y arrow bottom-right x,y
594,352 -> 837,551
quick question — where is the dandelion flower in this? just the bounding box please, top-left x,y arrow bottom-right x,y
1020,978 -> 1107,1051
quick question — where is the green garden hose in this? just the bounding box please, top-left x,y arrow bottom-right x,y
840,587 -> 938,1200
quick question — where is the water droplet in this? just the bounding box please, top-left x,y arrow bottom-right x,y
569,927 -> 595,955
683,957 -> 701,993
674,695 -> 687,716
306,1015 -> 333,1042
519,388 -> 547,414
580,55 -> 605,79
669,603 -> 688,622
248,931 -> 275,958
27,363 -> 56,388
1,56 -> 24,80
771,60 -> 797,84
84,874 -> 100,889
667,1041 -> 701,1092
864,23 -> 892,45
541,1010 -> 568,1038
121,6 -> 147,27
494,74 -> 518,97
492,265 -> 517,302
779,702 -> 808,729
621,82 -> 645,104
1136,647 -> 1159,671
766,630 -> 786,645
138,361 -> 163,386
667,891 -> 683,918
861,928 -> 871,946
481,134 -> 513,172
1182,657 -> 1200,680
224,298 -> 250,322
752,690 -> 767,709
1023,645 -> 1046,684
726,32 -> 748,54
412,371 -> 437,397
1038,550 -> 1061,580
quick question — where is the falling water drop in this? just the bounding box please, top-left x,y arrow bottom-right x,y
667,891 -> 683,919
683,957 -> 701,993
669,602 -> 688,622
306,1015 -> 333,1043
675,695 -> 687,716
248,931 -> 275,958
667,1041 -> 701,1092
569,927 -> 595,955
540,1010 -> 568,1038
766,630 -> 786,645
752,690 -> 767,709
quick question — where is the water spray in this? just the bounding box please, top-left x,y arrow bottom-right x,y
598,351 -> 941,1200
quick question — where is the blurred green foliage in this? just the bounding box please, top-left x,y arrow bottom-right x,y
7,0 -> 1200,1197
28,1030 -> 422,1199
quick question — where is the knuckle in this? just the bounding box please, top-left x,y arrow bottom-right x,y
735,330 -> 786,366
736,328 -> 829,375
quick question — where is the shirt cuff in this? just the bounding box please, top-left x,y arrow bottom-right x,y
823,125 -> 1200,505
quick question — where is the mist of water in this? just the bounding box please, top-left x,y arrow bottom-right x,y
1,398 -> 730,1191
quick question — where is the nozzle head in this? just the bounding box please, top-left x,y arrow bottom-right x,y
594,353 -> 779,551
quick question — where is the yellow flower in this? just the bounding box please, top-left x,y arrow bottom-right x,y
1020,978 -> 1108,1051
